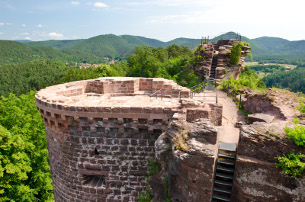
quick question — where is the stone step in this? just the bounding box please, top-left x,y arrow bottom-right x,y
214,186 -> 232,195
216,172 -> 234,180
214,179 -> 232,187
218,160 -> 235,166
212,193 -> 231,202
216,166 -> 234,173
219,142 -> 236,152
218,153 -> 236,159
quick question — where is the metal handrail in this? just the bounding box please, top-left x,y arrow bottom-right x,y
190,78 -> 208,98
190,82 -> 203,90
149,88 -> 163,98
150,88 -> 183,100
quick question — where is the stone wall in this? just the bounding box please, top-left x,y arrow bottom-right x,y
42,114 -> 165,201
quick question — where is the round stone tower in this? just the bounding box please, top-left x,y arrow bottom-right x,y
35,77 -> 192,201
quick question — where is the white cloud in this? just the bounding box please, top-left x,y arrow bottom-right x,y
0,32 -> 4,35
127,0 -> 214,7
25,37 -> 31,40
20,32 -> 29,35
37,24 -> 43,28
49,32 -> 64,38
0,22 -> 4,26
21,24 -> 27,27
148,0 -> 305,25
72,1 -> 80,5
94,2 -> 109,8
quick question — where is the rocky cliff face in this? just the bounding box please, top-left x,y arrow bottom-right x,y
232,89 -> 305,201
232,124 -> 305,202
151,119 -> 218,202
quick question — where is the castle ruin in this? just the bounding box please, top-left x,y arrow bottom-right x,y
35,77 -> 222,201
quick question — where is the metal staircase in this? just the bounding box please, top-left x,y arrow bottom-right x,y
210,56 -> 217,79
211,142 -> 236,202
205,56 -> 217,90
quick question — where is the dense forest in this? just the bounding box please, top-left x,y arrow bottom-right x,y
250,64 -> 285,74
263,67 -> 305,93
0,44 -> 198,98
0,92 -> 53,201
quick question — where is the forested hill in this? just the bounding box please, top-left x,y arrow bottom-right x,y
252,37 -> 305,60
1,32 -> 305,65
23,32 -> 305,62
0,40 -> 74,65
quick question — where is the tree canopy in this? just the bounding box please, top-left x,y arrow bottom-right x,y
0,92 -> 53,201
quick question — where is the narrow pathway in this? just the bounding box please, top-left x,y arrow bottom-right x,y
193,90 -> 245,144
216,90 -> 245,144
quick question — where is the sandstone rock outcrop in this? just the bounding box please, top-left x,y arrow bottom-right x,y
151,119 -> 218,202
231,89 -> 305,201
231,124 -> 305,202
190,39 -> 251,80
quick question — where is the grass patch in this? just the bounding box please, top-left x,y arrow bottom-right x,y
173,130 -> 189,152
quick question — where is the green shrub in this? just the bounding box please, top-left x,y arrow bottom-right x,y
138,181 -> 153,202
246,53 -> 253,59
276,153 -> 305,178
138,158 -> 161,202
163,176 -> 172,202
222,66 -> 266,91
239,41 -> 250,46
285,125 -> 305,147
147,157 -> 161,177
293,118 -> 300,124
298,98 -> 305,113
229,43 -> 242,65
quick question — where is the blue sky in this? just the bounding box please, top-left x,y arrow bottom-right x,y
0,0 -> 304,41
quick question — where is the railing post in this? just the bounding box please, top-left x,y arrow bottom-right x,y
179,91 -> 181,101
161,89 -> 163,100
239,94 -> 242,109
216,92 -> 218,104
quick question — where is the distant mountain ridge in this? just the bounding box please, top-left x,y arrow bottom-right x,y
1,32 -> 305,65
